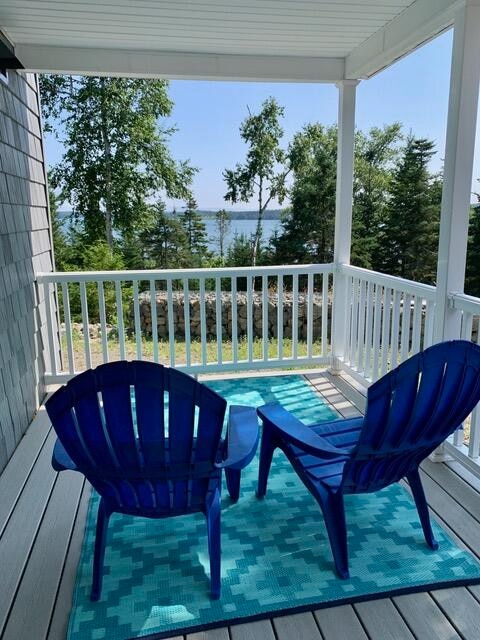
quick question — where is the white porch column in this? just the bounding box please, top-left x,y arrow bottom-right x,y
331,80 -> 358,372
434,1 -> 480,343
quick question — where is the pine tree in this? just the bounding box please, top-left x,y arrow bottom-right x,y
179,197 -> 209,266
379,137 -> 441,283
352,124 -> 402,269
466,200 -> 480,297
141,201 -> 189,269
270,124 -> 337,265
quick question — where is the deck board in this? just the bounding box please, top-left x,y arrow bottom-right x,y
314,605 -> 368,640
2,471 -> 85,640
2,372 -> 480,640
272,612 -> 322,640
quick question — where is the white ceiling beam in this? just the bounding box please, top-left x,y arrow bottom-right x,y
14,44 -> 344,83
345,0 -> 462,79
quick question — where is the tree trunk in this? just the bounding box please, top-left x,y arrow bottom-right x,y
252,179 -> 264,267
100,79 -> 114,248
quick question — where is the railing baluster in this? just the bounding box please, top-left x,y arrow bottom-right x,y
411,295 -> 422,355
246,276 -> 253,362
277,274 -> 284,361
199,278 -> 207,365
97,281 -> 108,364
292,273 -> 299,360
133,280 -> 142,360
460,310 -> 473,340
183,278 -> 191,368
149,279 -> 158,363
43,281 -> 58,376
307,272 -> 313,360
115,281 -> 126,360
79,281 -> 92,369
215,277 -> 222,365
231,277 -> 238,365
350,278 -> 359,369
371,284 -> 382,381
390,290 -> 401,368
400,293 -> 412,362
357,279 -> 366,374
424,299 -> 435,348
167,279 -> 175,367
380,288 -> 392,376
322,271 -> 328,358
61,282 -> 75,374
262,275 -> 269,362
364,280 -> 374,379
469,321 -> 480,459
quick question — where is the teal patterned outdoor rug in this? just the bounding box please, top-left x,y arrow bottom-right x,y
67,375 -> 480,640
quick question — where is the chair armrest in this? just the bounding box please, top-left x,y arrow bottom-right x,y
216,405 -> 260,470
52,438 -> 78,472
257,403 -> 353,459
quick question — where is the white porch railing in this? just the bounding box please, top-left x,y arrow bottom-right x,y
37,264 -> 334,383
339,264 -> 437,382
447,292 -> 480,463
37,263 -> 480,476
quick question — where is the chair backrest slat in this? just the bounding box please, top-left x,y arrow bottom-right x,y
131,362 -> 166,467
342,341 -> 480,493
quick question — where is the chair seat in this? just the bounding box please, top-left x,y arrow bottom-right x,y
287,417 -> 363,487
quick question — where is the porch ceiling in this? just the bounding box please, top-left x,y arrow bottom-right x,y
0,0 -> 459,81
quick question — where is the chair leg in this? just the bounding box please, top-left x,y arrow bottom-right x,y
318,490 -> 350,579
206,487 -> 221,599
407,469 -> 439,550
225,468 -> 241,502
257,427 -> 276,498
91,498 -> 110,601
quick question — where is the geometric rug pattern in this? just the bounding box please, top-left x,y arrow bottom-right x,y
66,375 -> 480,640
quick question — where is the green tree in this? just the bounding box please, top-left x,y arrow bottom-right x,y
179,197 -> 209,266
49,183 -> 71,270
141,201 -> 189,269
215,208 -> 231,260
224,97 -> 291,266
40,76 -> 196,246
270,124 -> 337,265
225,232 -> 255,267
466,193 -> 480,297
352,124 -> 402,269
379,137 -> 441,283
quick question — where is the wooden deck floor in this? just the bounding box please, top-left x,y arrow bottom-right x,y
2,372 -> 480,640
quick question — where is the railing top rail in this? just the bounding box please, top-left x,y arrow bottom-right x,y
450,292 -> 480,315
340,264 -> 436,300
36,263 -> 334,283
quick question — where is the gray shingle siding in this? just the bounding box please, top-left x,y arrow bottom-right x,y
0,71 -> 54,472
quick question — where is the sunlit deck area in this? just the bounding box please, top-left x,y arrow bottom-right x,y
2,371 -> 480,640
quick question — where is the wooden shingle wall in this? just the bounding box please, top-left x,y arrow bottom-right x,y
0,71 -> 53,473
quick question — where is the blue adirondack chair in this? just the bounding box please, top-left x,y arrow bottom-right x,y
46,361 -> 259,600
256,340 -> 480,579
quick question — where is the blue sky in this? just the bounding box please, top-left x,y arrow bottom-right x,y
43,28 -> 480,211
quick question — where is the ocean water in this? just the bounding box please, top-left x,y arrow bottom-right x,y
58,212 -> 282,253
204,217 -> 281,251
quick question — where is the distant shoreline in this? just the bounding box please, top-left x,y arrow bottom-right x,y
58,209 -> 284,221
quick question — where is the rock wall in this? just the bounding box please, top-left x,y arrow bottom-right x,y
131,291 -> 330,340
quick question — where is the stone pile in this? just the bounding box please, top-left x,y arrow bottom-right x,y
130,291 -> 330,340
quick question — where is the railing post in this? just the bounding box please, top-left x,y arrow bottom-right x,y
434,2 -> 480,345
331,79 -> 358,373
432,2 -> 480,462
